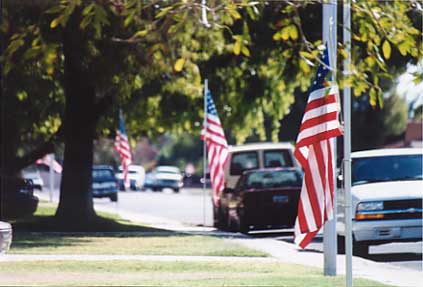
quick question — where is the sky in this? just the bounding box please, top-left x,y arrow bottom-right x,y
396,64 -> 423,108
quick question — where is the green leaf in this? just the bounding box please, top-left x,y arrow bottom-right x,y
299,51 -> 314,59
281,27 -> 289,41
155,6 -> 173,19
398,43 -> 408,56
50,18 -> 60,29
46,5 -> 65,14
227,4 -> 241,20
82,3 -> 94,16
382,40 -> 391,59
299,59 -> 311,74
241,46 -> 250,57
134,75 -> 142,89
369,88 -> 377,107
133,30 -> 148,38
228,8 -> 241,20
174,58 -> 185,72
233,40 -> 241,55
288,25 -> 298,40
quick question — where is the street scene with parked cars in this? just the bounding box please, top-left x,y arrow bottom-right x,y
1,1 -> 422,286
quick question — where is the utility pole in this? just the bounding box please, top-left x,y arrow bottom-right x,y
203,79 -> 208,227
323,0 -> 337,276
343,0 -> 353,286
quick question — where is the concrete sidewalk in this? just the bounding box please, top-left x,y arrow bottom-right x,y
97,203 -> 423,287
32,192 -> 422,287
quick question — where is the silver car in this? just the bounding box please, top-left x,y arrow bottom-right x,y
0,221 -> 12,253
337,148 -> 423,256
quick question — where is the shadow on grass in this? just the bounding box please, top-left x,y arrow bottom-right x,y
11,213 -> 171,233
10,213 -> 189,252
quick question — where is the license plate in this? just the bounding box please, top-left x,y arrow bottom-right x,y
273,195 -> 289,203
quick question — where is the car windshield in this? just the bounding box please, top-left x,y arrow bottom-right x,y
352,154 -> 423,186
242,170 -> 302,189
92,169 -> 113,178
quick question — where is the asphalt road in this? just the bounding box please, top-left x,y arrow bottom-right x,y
95,187 -> 214,227
37,186 -> 422,271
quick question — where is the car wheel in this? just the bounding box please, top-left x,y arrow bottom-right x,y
238,216 -> 249,234
214,206 -> 227,230
353,240 -> 369,257
110,193 -> 118,202
227,214 -> 238,232
173,188 -> 179,193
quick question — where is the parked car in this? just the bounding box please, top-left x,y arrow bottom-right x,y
0,221 -> 12,253
337,148 -> 423,256
116,165 -> 145,191
216,168 -> 303,233
213,142 -> 298,228
148,166 -> 183,193
224,142 -> 298,190
91,165 -> 118,202
22,168 -> 44,190
0,176 -> 39,219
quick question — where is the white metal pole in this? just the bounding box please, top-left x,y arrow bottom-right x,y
49,154 -> 54,203
203,79 -> 208,227
323,0 -> 337,276
343,0 -> 353,286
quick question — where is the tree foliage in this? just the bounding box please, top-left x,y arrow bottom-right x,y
1,0 -> 422,220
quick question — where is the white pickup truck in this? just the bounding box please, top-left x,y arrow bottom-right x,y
337,148 -> 423,256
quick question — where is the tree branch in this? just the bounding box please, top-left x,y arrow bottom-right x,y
13,124 -> 64,172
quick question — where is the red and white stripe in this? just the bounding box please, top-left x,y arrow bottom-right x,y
202,113 -> 229,206
114,131 -> 132,186
294,85 -> 342,248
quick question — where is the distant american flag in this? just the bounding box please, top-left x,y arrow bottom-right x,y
201,90 -> 229,206
294,47 -> 343,248
114,110 -> 132,188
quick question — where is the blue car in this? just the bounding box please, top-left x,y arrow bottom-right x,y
91,165 -> 118,202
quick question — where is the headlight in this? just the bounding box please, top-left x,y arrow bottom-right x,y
357,201 -> 383,211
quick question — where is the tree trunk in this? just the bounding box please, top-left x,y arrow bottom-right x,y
55,9 -> 97,222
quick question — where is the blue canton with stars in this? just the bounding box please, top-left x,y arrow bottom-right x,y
206,90 -> 219,117
118,110 -> 128,135
310,46 -> 331,92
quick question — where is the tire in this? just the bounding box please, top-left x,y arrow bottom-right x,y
238,216 -> 249,234
110,193 -> 118,202
214,206 -> 227,230
227,214 -> 237,232
353,240 -> 369,257
173,188 -> 180,193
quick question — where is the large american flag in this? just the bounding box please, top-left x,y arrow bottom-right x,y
201,89 -> 229,206
294,47 -> 343,248
114,110 -> 132,188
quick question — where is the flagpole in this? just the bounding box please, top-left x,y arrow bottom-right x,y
203,79 -> 208,227
343,1 -> 353,286
323,0 -> 337,276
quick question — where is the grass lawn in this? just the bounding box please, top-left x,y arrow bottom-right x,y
10,202 -> 267,257
11,233 -> 267,257
0,260 -> 392,287
3,202 -> 394,286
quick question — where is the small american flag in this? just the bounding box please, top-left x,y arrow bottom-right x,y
114,110 -> 132,188
201,89 -> 229,206
294,47 -> 343,248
